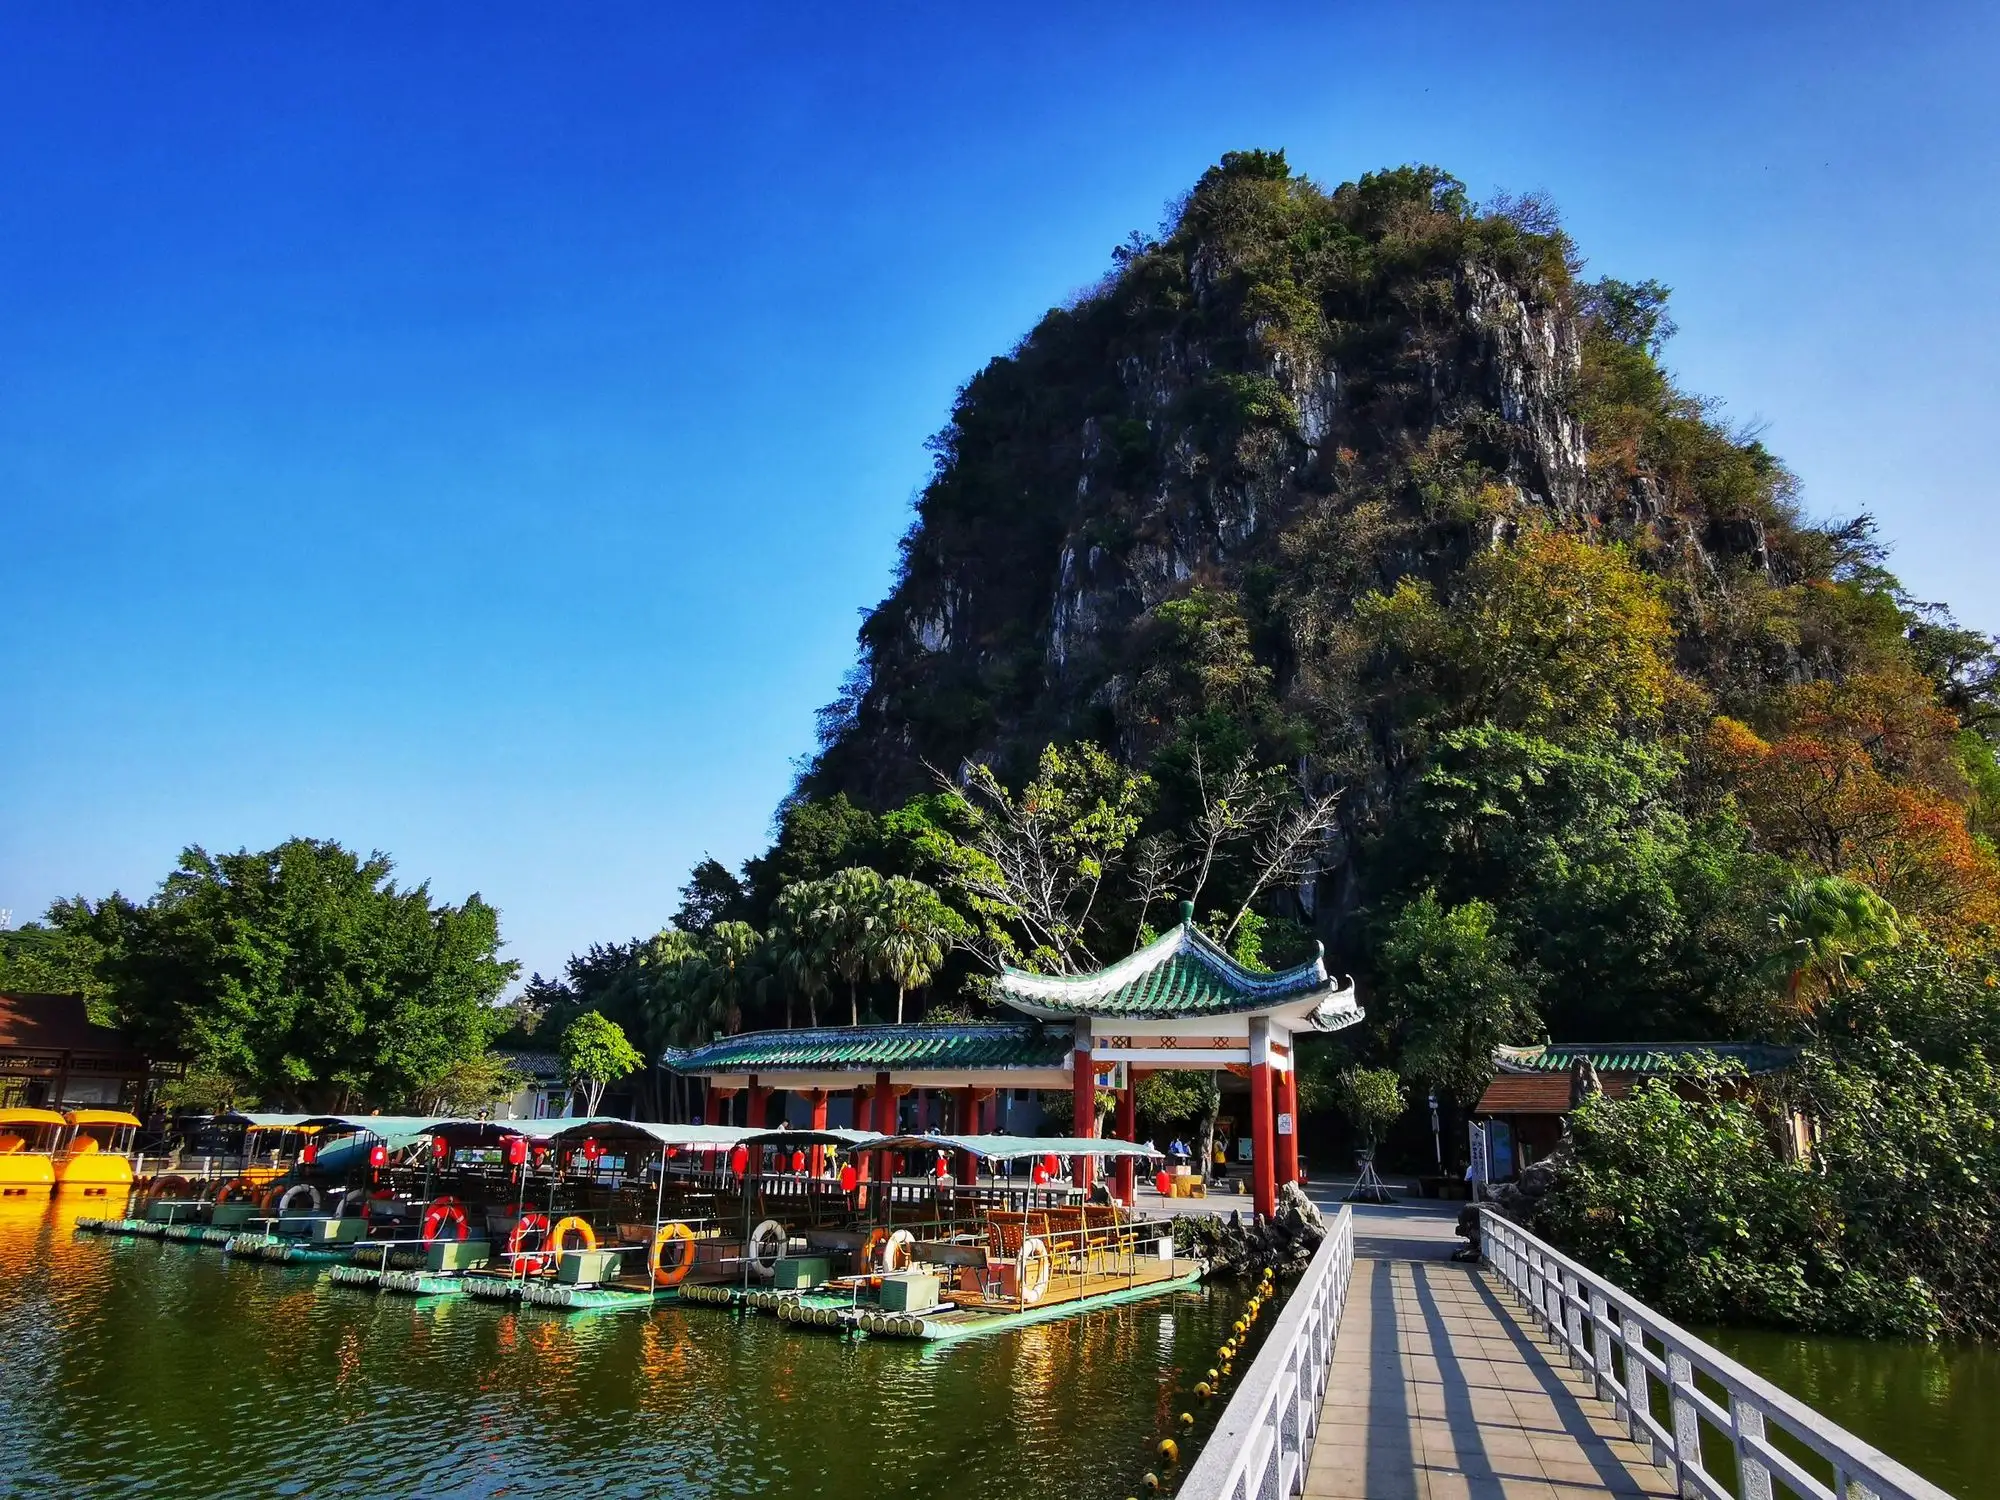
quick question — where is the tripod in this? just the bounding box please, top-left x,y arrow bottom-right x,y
1345,1147 -> 1394,1204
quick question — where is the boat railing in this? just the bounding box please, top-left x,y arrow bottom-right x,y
1478,1209 -> 1952,1500
1177,1205 -> 1354,1500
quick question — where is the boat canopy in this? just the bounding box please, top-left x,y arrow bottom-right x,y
0,1108 -> 68,1128
218,1113 -> 318,1131
545,1120 -> 760,1150
871,1133 -> 1166,1162
298,1115 -> 445,1139
413,1116 -> 593,1142
64,1110 -> 141,1128
743,1127 -> 884,1150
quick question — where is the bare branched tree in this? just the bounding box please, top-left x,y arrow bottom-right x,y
1126,832 -> 1188,946
1224,782 -> 1342,941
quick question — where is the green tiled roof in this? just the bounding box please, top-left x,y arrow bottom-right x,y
664,1023 -> 1073,1075
1494,1043 -> 1798,1077
995,921 -> 1349,1022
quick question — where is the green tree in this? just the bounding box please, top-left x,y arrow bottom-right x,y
559,1011 -> 643,1116
871,876 -> 967,1023
1336,1067 -> 1407,1151
696,920 -> 763,1036
101,839 -> 515,1111
768,884 -> 831,1028
1374,891 -> 1541,1103
1760,875 -> 1901,1013
813,866 -> 887,1024
674,857 -> 747,937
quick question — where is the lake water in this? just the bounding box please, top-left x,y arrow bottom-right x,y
0,1199 -> 1254,1500
1702,1324 -> 1998,1500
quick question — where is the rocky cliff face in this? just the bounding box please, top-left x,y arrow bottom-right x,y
806,154 -> 1801,824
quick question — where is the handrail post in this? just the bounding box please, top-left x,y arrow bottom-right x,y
1621,1310 -> 1653,1462
1667,1347 -> 1701,1495
1732,1394 -> 1774,1500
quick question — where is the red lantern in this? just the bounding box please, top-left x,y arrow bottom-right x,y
300,1143 -> 317,1167
368,1144 -> 387,1169
729,1145 -> 749,1176
838,1164 -> 858,1193
1031,1165 -> 1048,1186
1041,1154 -> 1060,1177
792,1150 -> 806,1173
933,1155 -> 950,1179
504,1136 -> 528,1167
666,1146 -> 679,1159
1154,1170 -> 1172,1196
431,1135 -> 448,1161
583,1137 -> 602,1162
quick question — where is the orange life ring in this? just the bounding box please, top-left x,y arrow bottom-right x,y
145,1173 -> 192,1204
860,1227 -> 891,1270
214,1176 -> 260,1205
422,1196 -> 469,1242
649,1222 -> 697,1287
506,1212 -> 552,1274
549,1215 -> 596,1255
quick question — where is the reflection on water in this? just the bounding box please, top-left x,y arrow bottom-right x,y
0,1201 -> 1260,1499
1702,1324 -> 1998,1500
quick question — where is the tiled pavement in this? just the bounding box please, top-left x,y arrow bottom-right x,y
1304,1259 -> 1676,1500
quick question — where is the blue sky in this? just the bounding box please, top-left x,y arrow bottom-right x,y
3,2 -> 1994,985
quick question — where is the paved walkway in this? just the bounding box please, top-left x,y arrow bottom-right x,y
1305,1259 -> 1676,1500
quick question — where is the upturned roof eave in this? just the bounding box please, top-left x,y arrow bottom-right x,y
993,920 -> 1334,1018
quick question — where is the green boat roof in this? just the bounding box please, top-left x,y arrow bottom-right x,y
994,921 -> 1352,1022
665,1022 -> 1072,1075
1494,1043 -> 1799,1076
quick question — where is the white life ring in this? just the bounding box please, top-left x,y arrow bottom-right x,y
748,1218 -> 788,1281
1018,1236 -> 1051,1305
882,1228 -> 915,1272
275,1183 -> 322,1216
329,1187 -> 367,1218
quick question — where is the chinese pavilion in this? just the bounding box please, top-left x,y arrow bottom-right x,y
666,904 -> 1362,1218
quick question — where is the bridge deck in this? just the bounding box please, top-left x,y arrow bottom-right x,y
1306,1258 -> 1674,1500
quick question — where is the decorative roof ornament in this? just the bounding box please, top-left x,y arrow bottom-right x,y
993,905 -> 1360,1029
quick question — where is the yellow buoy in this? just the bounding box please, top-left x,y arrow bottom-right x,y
1143,1473 -> 1162,1492
1159,1438 -> 1180,1465
1194,1381 -> 1212,1400
1179,1411 -> 1194,1429
1206,1367 -> 1219,1383
1222,1361 -> 1233,1377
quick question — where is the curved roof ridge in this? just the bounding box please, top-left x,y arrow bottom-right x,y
997,921 -> 1327,1006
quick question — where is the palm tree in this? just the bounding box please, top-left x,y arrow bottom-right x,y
698,920 -> 762,1036
872,876 -> 967,1023
1762,875 -> 1901,1012
814,866 -> 885,1025
771,883 -> 831,1028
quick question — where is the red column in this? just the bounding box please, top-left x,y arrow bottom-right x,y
703,1084 -> 720,1126
1276,1061 -> 1300,1188
1071,1047 -> 1096,1193
747,1079 -> 769,1132
808,1089 -> 828,1176
854,1084 -> 874,1200
1250,1057 -> 1277,1219
955,1086 -> 979,1185
1114,1071 -> 1138,1207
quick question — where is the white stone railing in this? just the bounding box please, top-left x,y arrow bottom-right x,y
1178,1205 -> 1355,1500
1480,1209 -> 1954,1500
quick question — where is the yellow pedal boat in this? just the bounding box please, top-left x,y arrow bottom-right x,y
56,1109 -> 142,1198
0,1108 -> 65,1198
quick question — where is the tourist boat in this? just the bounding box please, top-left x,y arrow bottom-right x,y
0,1107 -> 65,1198
715,1132 -> 1192,1341
54,1109 -> 142,1198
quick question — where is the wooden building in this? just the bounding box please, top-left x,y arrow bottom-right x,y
1471,1041 -> 1802,1181
0,992 -> 168,1112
